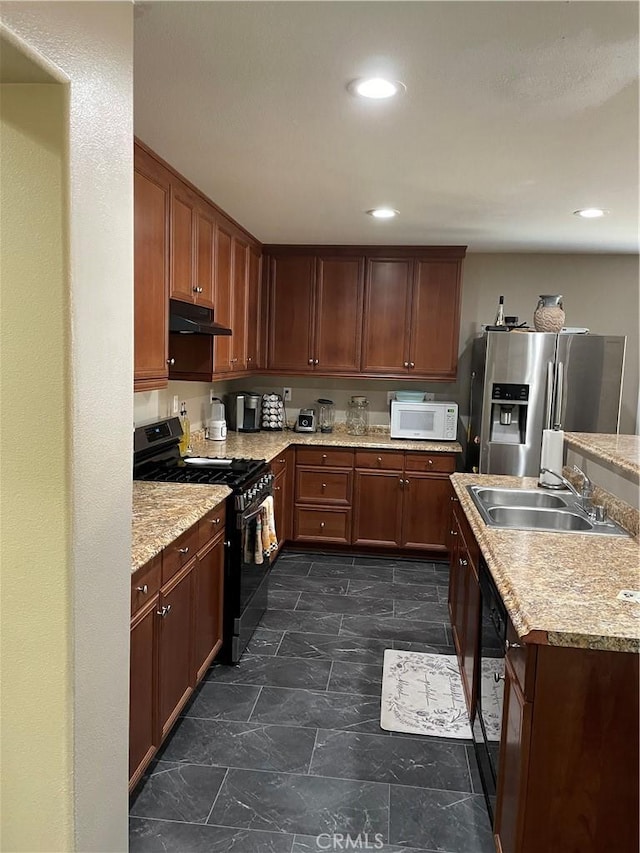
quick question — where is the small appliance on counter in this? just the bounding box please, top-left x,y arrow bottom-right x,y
261,394 -> 285,431
316,398 -> 335,433
226,391 -> 261,432
346,396 -> 369,435
390,400 -> 458,440
295,408 -> 316,432
206,397 -> 227,441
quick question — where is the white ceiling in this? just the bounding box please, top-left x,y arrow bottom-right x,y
134,1 -> 639,252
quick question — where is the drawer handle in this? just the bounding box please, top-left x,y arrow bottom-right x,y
274,486 -> 281,491
177,546 -> 190,555
428,459 -> 433,466
322,483 -> 327,490
136,584 -> 148,595
494,672 -> 505,683
377,456 -> 382,463
193,286 -> 203,293
210,517 -> 221,525
166,358 -> 175,366
459,558 -> 467,566
278,458 -> 285,463
322,454 -> 327,460
450,529 -> 458,536
450,495 -> 458,501
156,604 -> 172,618
410,362 -> 415,368
320,522 -> 325,529
506,639 -> 523,651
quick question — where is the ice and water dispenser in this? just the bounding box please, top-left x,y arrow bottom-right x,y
489,383 -> 528,444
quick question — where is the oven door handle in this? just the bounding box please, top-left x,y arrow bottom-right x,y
240,504 -> 266,525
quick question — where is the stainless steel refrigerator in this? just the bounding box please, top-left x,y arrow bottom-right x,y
467,331 -> 626,476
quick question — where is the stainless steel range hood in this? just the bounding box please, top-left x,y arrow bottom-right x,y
169,299 -> 232,336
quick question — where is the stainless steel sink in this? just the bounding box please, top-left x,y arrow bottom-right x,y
474,487 -> 568,509
467,485 -> 629,536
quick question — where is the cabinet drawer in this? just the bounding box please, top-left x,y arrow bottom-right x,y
405,452 -> 456,473
294,507 -> 351,543
131,554 -> 161,616
270,453 -> 289,477
355,451 -> 403,470
296,448 -> 354,468
296,468 -> 352,504
198,503 -> 226,550
162,523 -> 199,583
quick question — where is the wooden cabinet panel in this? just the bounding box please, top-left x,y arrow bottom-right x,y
194,205 -> 215,308
354,451 -> 403,470
134,156 -> 169,390
361,259 -> 412,374
352,470 -> 403,547
129,597 -> 157,787
197,505 -> 226,551
170,183 -> 196,303
315,257 -> 364,373
273,468 -> 287,553
410,261 -> 461,379
214,224 -> 234,374
294,507 -> 350,543
162,524 -> 199,584
461,559 -> 480,709
193,535 -> 224,682
267,255 -> 315,371
401,474 -> 454,550
131,554 -> 161,615
296,468 -> 352,505
231,237 -> 249,370
158,562 -> 194,738
405,452 -> 456,473
246,245 -> 262,370
296,448 -> 354,468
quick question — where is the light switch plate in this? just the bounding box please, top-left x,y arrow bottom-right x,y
617,589 -> 640,604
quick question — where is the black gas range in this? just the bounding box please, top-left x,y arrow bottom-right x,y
133,417 -> 275,662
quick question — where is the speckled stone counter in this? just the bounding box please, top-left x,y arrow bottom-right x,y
189,429 -> 461,462
451,473 -> 640,653
565,432 -> 640,479
132,481 -> 230,573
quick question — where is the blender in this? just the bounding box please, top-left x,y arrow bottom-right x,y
317,398 -> 335,433
206,397 -> 227,441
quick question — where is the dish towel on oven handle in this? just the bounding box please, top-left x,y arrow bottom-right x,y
260,495 -> 278,559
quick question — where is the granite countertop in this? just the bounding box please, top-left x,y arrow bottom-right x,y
132,481 -> 231,573
565,432 -> 640,479
451,473 -> 640,653
132,430 -> 460,574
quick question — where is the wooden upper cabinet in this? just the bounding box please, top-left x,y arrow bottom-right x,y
267,255 -> 315,371
410,260 -> 461,379
169,180 -> 196,304
315,257 -> 364,373
213,224 -> 234,374
134,146 -> 170,390
194,202 -> 215,309
361,259 -> 412,374
231,237 -> 249,371
246,246 -> 262,371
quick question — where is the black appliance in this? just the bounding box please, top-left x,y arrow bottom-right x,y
226,392 -> 262,433
472,558 -> 506,824
133,417 -> 274,663
169,299 -> 232,336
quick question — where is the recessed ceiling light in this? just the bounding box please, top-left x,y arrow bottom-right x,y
348,77 -> 405,99
367,208 -> 398,219
573,208 -> 608,219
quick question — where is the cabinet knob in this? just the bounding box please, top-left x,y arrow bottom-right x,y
136,584 -> 148,594
403,361 -> 409,368
506,639 -> 523,651
274,485 -> 281,491
247,357 -> 253,363
210,517 -> 221,525
314,359 -> 319,365
405,478 -> 410,487
399,478 -> 404,487
459,557 -> 467,566
428,459 -> 433,466
231,358 -> 238,364
167,358 -> 175,365
177,546 -> 190,555
321,483 -> 327,490
377,456 -> 382,463
308,358 -> 314,365
410,362 -> 415,368
320,521 -> 325,529
322,454 -> 327,460
278,458 -> 285,464
450,530 -> 458,536
156,604 -> 172,618
494,672 -> 505,683
450,495 -> 458,501
193,286 -> 203,293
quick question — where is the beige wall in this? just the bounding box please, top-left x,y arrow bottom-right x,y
137,253 -> 639,434
1,83 -> 72,853
0,5 -> 133,852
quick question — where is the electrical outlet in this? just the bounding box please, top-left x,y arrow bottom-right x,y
283,387 -> 292,402
172,395 -> 179,415
424,392 -> 435,401
387,391 -> 395,404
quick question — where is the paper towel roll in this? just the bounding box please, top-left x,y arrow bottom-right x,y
539,429 -> 564,486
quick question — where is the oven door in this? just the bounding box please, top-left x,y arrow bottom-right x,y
473,560 -> 506,824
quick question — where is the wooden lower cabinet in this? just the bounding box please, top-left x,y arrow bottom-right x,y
129,503 -> 226,790
294,507 -> 351,544
401,473 -> 453,551
352,470 -> 403,547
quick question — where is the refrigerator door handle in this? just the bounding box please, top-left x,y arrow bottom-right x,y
545,361 -> 555,430
553,361 -> 564,429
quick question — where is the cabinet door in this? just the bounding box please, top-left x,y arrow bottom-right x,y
401,474 -> 454,551
494,657 -> 532,853
266,255 -> 315,371
409,260 -> 462,379
170,181 -> 196,303
194,203 -> 215,308
352,470 -> 403,547
231,237 -> 249,371
129,597 -> 158,788
461,558 -> 480,712
158,562 -> 194,738
315,257 -> 364,373
134,153 -> 169,389
273,468 -> 287,553
213,224 -> 233,374
193,536 -> 224,682
246,245 -> 262,370
361,259 -> 412,374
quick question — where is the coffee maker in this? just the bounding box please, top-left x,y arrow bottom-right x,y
226,392 -> 261,432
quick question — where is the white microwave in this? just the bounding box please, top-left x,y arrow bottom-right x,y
390,400 -> 458,441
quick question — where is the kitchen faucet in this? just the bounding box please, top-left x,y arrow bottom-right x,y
539,465 -> 594,514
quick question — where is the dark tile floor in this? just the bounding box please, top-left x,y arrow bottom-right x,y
130,550 -> 494,853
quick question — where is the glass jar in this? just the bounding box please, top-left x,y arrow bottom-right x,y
346,396 -> 369,435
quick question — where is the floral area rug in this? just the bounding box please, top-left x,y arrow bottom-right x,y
380,650 -> 503,740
